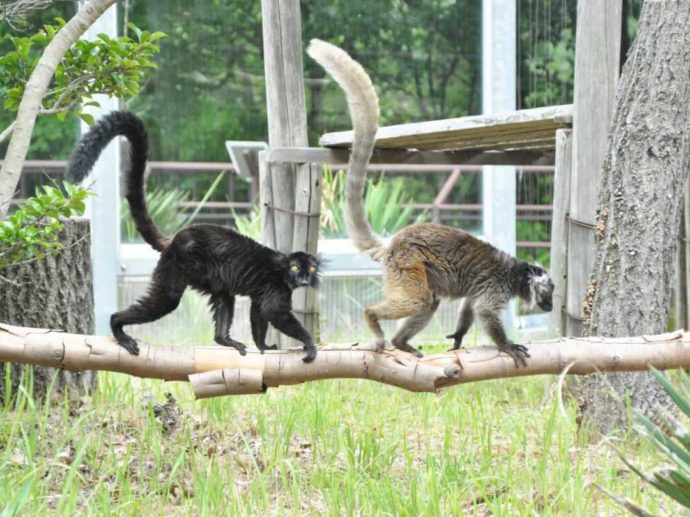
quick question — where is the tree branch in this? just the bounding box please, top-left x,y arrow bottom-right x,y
1,324 -> 689,399
0,0 -> 117,219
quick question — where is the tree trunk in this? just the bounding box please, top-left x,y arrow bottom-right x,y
0,219 -> 95,402
0,0 -> 116,219
578,1 -> 690,433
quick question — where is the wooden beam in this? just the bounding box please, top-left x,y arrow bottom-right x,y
319,104 -> 573,152
549,129 -> 573,336
266,147 -> 555,166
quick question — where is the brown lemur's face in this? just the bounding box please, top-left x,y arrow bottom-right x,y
286,252 -> 322,289
529,266 -> 554,312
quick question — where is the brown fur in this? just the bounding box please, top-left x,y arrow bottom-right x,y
365,223 -> 553,366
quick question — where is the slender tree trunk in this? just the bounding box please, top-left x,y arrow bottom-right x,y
0,0 -> 116,219
0,219 -> 95,402
578,1 -> 690,433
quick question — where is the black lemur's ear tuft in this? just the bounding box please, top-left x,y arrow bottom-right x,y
315,253 -> 328,271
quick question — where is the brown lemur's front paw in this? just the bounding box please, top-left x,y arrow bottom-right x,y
446,332 -> 464,352
372,338 -> 387,353
392,340 -> 424,358
499,342 -> 530,368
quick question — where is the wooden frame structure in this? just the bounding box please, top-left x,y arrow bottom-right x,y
257,0 -> 598,344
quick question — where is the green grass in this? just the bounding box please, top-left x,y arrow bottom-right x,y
0,346 -> 679,515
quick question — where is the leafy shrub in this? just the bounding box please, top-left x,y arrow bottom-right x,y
0,19 -> 166,125
0,183 -> 91,268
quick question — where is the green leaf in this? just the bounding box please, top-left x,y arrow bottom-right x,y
76,112 -> 96,126
650,368 -> 690,419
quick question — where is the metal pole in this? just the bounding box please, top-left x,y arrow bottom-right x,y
80,3 -> 120,335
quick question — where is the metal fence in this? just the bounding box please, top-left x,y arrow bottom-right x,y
13,160 -> 554,253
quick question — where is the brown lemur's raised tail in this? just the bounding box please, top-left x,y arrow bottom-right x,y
307,39 -> 385,260
66,111 -> 169,252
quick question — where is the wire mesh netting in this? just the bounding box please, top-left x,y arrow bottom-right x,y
118,273 -> 469,347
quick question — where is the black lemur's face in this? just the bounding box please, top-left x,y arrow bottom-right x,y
528,265 -> 554,312
285,252 -> 322,290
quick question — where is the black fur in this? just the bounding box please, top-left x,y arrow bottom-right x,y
66,111 -> 321,362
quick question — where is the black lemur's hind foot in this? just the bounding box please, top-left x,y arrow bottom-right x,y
256,343 -> 278,354
115,334 -> 140,355
302,343 -> 317,363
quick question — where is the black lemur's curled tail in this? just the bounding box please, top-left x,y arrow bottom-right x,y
66,111 -> 169,252
307,39 -> 384,260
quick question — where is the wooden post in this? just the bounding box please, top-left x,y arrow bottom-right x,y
565,2 -> 622,336
676,183 -> 690,328
260,0 -> 321,346
549,129 -> 572,336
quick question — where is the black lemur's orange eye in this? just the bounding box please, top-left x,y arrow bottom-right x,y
290,265 -> 299,272
308,266 -> 316,273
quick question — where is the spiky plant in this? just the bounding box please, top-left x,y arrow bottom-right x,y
604,367 -> 690,515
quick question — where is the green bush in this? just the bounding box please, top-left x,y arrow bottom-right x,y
0,183 -> 91,268
0,19 -> 165,125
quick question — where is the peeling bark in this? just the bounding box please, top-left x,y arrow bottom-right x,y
579,1 -> 690,433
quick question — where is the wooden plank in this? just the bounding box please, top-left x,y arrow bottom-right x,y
549,129 -> 573,337
319,104 -> 573,151
565,1 -> 622,336
369,120 -> 566,149
266,147 -> 555,166
406,131 -> 559,151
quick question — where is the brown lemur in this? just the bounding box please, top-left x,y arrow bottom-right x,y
66,111 -> 321,362
308,39 -> 554,367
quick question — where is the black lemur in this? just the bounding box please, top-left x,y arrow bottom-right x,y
66,111 -> 321,362
308,39 -> 553,367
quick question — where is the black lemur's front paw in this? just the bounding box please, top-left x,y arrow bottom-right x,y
218,338 -> 248,356
256,344 -> 278,354
302,344 -> 317,363
118,335 -> 140,356
499,342 -> 530,368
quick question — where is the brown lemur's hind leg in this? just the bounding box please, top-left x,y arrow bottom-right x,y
447,298 -> 474,350
111,261 -> 187,356
210,293 -> 247,355
364,265 -> 434,357
391,297 -> 440,355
